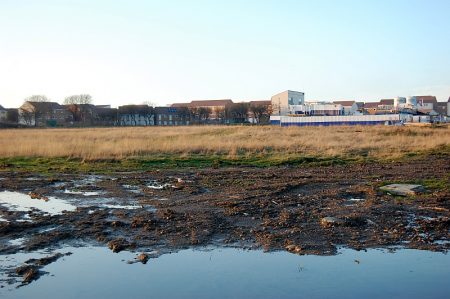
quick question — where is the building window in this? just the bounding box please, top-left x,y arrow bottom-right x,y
158,115 -> 161,120
169,115 -> 172,121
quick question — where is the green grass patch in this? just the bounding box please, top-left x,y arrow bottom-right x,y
0,153 -> 353,174
0,147 -> 448,174
418,178 -> 449,192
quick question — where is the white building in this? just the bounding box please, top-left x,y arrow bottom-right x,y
271,90 -> 305,116
448,98 -> 450,116
290,102 -> 344,116
333,101 -> 359,115
416,96 -> 437,114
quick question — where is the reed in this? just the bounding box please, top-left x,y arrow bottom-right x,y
0,125 -> 448,161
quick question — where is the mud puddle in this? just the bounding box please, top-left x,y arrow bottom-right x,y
0,191 -> 76,216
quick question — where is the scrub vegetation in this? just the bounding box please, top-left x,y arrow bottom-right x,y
0,125 -> 449,171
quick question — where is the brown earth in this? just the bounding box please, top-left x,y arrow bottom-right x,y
0,154 -> 449,284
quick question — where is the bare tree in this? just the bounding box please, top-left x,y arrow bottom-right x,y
198,107 -> 211,124
118,105 -> 153,126
249,104 -> 270,124
226,103 -> 249,123
6,109 -> 19,124
96,107 -> 118,126
214,107 -> 226,124
128,106 -> 138,126
177,107 -> 191,125
140,106 -> 154,125
63,95 -> 93,126
20,109 -> 35,126
271,99 -> 281,116
64,94 -> 92,105
188,107 -> 200,124
142,101 -> 156,108
25,95 -> 49,103
22,95 -> 52,126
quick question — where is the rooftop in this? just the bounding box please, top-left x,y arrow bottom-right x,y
379,99 -> 394,105
190,99 -> 234,107
118,105 -> 152,114
416,96 -> 438,104
333,101 -> 355,106
249,100 -> 271,106
363,102 -> 379,108
24,101 -> 65,110
171,99 -> 234,108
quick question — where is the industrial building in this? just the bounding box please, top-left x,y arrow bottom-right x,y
289,102 -> 344,116
271,90 -> 305,116
269,90 -> 449,126
271,114 -> 402,127
333,101 -> 359,115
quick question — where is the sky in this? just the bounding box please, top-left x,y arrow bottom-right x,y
0,0 -> 449,108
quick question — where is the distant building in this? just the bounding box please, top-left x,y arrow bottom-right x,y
19,101 -> 73,127
95,107 -> 118,126
356,102 -> 365,113
435,102 -> 449,117
248,100 -> 271,107
271,90 -> 305,116
6,108 -> 19,124
378,99 -> 395,112
118,105 -> 154,126
65,104 -> 99,126
154,107 -> 189,126
333,101 -> 358,115
362,102 -> 379,115
416,96 -> 438,114
247,100 -> 272,124
0,105 -> 7,122
291,102 -> 343,116
172,99 -> 233,121
448,97 -> 450,116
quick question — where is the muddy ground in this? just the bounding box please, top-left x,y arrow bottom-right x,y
0,154 -> 449,285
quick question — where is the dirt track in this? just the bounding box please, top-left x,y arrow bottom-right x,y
1,154 -> 449,284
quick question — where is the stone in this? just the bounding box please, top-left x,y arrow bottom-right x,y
137,253 -> 149,264
320,217 -> 344,228
22,268 -> 39,284
108,238 -> 129,253
285,245 -> 302,253
16,265 -> 39,284
380,184 -> 424,196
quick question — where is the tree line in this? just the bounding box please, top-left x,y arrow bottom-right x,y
15,94 -> 272,126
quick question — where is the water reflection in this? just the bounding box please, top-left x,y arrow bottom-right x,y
1,247 -> 449,299
0,191 -> 76,216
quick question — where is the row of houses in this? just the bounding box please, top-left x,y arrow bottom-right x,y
1,91 -> 449,127
0,99 -> 272,127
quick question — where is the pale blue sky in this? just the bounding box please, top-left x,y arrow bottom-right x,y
0,0 -> 449,108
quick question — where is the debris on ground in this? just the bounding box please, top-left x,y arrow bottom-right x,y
380,184 -> 425,196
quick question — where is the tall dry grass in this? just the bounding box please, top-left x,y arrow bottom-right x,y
0,126 -> 449,160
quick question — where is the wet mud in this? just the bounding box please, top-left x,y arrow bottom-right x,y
1,154 -> 449,286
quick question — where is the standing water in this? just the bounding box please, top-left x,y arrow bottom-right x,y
1,247 -> 449,299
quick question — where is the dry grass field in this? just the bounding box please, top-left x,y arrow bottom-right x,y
0,125 -> 449,162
